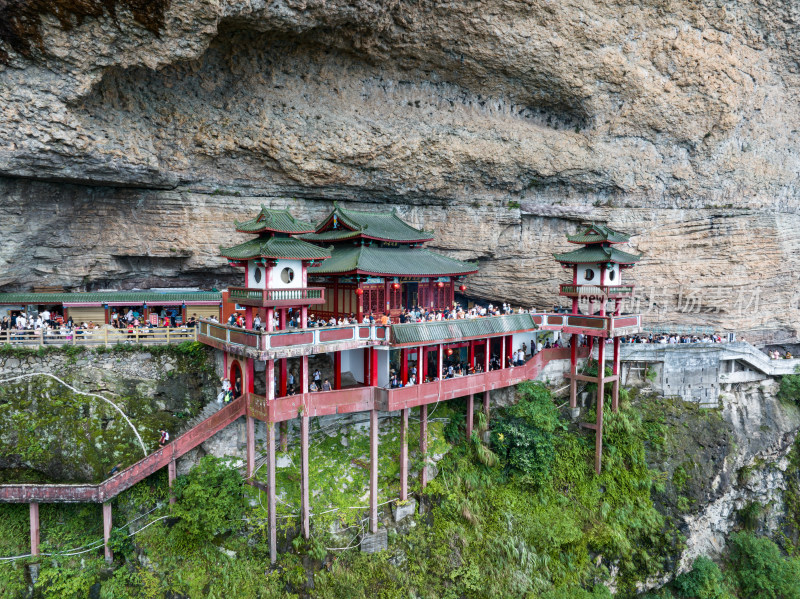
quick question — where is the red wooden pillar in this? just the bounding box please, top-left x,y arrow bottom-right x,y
245,306 -> 253,329
267,359 -> 275,401
29,502 -> 39,558
485,338 -> 491,372
437,344 -> 443,378
466,394 -> 474,438
333,279 -> 339,318
103,502 -> 113,563
247,357 -> 255,394
301,415 -> 310,539
246,416 -> 255,477
168,459 -> 177,505
181,305 -> 187,325
334,351 -> 342,390
419,404 -> 428,488
370,347 -> 378,387
421,346 -> 427,382
301,305 -> 308,328
569,334 -> 578,409
595,338 -> 606,475
400,408 -> 409,500
417,345 -> 423,383
468,340 -> 475,371
104,306 -> 110,325
266,308 -> 274,332
501,336 -> 506,369
279,359 -> 287,397
301,356 -> 309,394
267,422 -> 277,563
363,348 -> 371,385
369,408 -> 379,533
401,348 -> 409,384
612,336 -> 621,413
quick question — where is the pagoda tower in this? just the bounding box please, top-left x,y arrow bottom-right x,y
220,206 -> 331,398
554,223 -> 641,473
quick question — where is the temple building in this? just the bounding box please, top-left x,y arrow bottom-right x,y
298,203 -> 477,319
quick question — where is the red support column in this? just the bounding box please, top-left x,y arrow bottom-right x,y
246,416 -> 255,478
569,334 -> 578,409
468,340 -> 475,371
401,348 -> 409,384
595,337 -> 606,475
400,408 -> 409,501
301,415 -> 310,539
103,502 -> 113,563
301,356 -> 309,394
612,337 -> 621,413
485,338 -> 490,372
370,347 -> 378,387
437,344 -> 443,379
466,394 -> 474,438
364,348 -> 371,386
421,346 -> 427,382
268,422 -> 277,563
29,502 -> 39,558
501,336 -> 506,369
334,351 -> 342,390
369,408 -> 379,533
279,308 -> 287,330
247,357 -> 255,394
419,404 -> 428,488
245,306 -> 253,329
279,359 -> 287,397
417,345 -> 423,383
266,308 -> 274,332
301,306 -> 308,328
168,459 -> 177,505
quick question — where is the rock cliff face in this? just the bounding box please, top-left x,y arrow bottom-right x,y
2,1 -> 800,340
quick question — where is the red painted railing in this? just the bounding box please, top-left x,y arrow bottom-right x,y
228,287 -> 325,307
0,397 -> 247,503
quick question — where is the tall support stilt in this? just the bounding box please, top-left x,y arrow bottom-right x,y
569,334 -> 578,409
595,339 -> 606,475
612,336 -> 621,413
369,408 -> 379,533
246,415 -> 255,478
301,415 -> 310,540
103,502 -> 113,563
29,502 -> 39,557
419,404 -> 428,489
168,459 -> 177,505
280,421 -> 288,453
400,408 -> 409,501
466,394 -> 474,438
267,422 -> 277,563
483,389 -> 490,424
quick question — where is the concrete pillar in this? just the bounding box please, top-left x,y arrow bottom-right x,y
267,359 -> 275,401
400,408 -> 409,501
419,404 -> 428,489
612,337 -> 621,413
29,502 -> 39,557
103,502 -> 113,563
334,351 -> 342,390
246,416 -> 255,478
369,409 -> 379,533
267,422 -> 277,563
466,394 -> 474,438
168,459 -> 177,505
301,415 -> 310,539
595,338 -> 606,475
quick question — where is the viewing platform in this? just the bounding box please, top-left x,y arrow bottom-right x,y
227,286 -> 325,307
558,284 -> 636,299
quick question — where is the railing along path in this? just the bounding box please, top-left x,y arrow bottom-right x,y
0,327 -> 197,348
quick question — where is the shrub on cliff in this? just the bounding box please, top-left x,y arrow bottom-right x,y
672,556 -> 731,599
726,532 -> 800,599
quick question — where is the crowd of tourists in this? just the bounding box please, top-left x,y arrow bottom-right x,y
618,333 -> 730,344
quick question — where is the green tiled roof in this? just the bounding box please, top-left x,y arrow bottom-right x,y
566,223 -> 631,244
221,236 -> 331,261
308,245 -> 478,277
0,291 -> 222,305
235,205 -> 316,234
553,245 -> 641,265
391,314 -> 537,345
300,203 -> 435,243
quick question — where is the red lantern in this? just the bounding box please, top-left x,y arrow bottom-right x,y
437,281 -> 444,288
392,282 -> 400,290
355,288 -> 364,296
459,284 -> 467,292
446,348 -> 454,356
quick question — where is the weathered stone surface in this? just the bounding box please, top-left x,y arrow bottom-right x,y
2,2 -> 800,337
360,527 -> 388,554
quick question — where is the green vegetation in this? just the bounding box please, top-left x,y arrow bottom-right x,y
1,381 -> 799,598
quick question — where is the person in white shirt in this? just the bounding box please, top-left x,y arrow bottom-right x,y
253,315 -> 261,330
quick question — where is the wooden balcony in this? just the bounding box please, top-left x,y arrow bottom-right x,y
228,286 -> 325,307
534,313 -> 641,337
559,284 -> 635,298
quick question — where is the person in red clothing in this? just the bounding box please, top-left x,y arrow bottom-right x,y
158,429 -> 170,447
